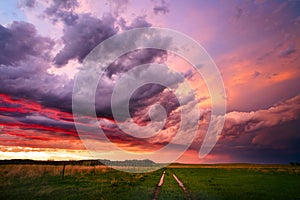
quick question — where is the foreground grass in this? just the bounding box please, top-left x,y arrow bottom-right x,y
0,165 -> 162,200
1,164 -> 300,199
172,166 -> 300,200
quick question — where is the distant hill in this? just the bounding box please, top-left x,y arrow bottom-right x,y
99,159 -> 156,166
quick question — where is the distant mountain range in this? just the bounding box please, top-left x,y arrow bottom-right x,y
99,159 -> 156,166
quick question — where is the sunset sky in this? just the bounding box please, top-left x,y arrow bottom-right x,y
0,0 -> 299,164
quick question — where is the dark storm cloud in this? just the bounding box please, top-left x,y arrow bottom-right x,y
0,21 -> 71,112
153,5 -> 169,15
54,13 -> 117,66
51,7 -> 167,117
105,48 -> 166,78
21,0 -> 36,8
185,95 -> 300,163
46,0 -> 152,67
45,0 -> 79,25
0,21 -> 54,65
1,1 -> 169,119
46,0 -> 79,12
94,49 -> 177,119
223,95 -> 300,136
118,15 -> 152,31
211,120 -> 300,163
19,115 -> 76,134
129,86 -> 180,124
152,0 -> 169,15
212,95 -> 300,163
131,83 -> 166,101
0,0 -> 179,148
0,56 -> 74,114
44,0 -> 167,114
95,50 -> 187,120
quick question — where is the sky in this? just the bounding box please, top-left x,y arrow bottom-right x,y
0,0 -> 299,164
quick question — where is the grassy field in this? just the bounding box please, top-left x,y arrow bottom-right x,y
0,164 -> 299,199
170,164 -> 300,200
0,164 -> 163,200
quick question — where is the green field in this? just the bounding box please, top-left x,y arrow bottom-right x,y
0,164 -> 299,199
171,166 -> 300,200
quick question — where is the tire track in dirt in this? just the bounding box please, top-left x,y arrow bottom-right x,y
172,172 -> 191,200
153,170 -> 165,200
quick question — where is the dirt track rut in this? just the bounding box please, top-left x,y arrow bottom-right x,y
172,172 -> 191,200
153,169 -> 190,200
153,171 -> 165,200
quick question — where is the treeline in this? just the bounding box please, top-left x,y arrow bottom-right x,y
290,162 -> 300,166
0,159 -> 157,166
0,159 -> 102,166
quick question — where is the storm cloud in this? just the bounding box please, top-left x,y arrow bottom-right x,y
54,13 -> 117,66
0,21 -> 53,66
1,0 -> 300,163
45,0 -> 79,25
210,95 -> 300,163
152,0 -> 170,15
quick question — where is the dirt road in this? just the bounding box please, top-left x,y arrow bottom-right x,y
153,169 -> 190,200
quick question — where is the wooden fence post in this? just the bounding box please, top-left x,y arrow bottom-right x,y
62,164 -> 66,179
